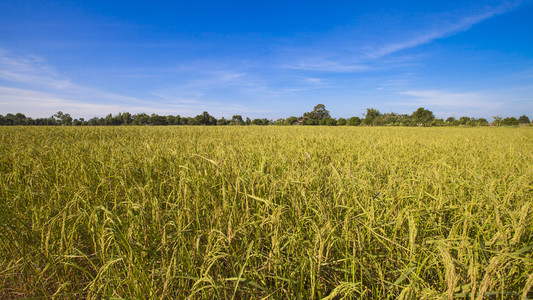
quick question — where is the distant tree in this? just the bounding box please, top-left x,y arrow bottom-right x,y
518,115 -> 530,124
54,111 -> 64,124
458,116 -> 471,125
347,116 -> 361,126
432,118 -> 445,126
13,113 -> 28,125
272,118 -> 285,125
149,113 -> 167,125
245,117 -> 251,125
217,117 -> 230,125
285,116 -> 298,125
501,117 -> 519,126
61,114 -> 72,126
337,118 -> 347,126
411,107 -> 435,126
110,113 -> 124,125
53,111 -> 72,125
363,108 -> 380,125
231,115 -> 244,125
477,118 -> 489,126
446,117 -> 456,124
4,113 -> 16,125
492,115 -> 502,126
121,112 -> 133,125
166,115 -> 181,125
181,117 -> 192,125
87,117 -> 99,126
194,111 -> 216,125
0,114 -> 4,125
131,113 -> 148,125
325,118 -> 337,126
304,104 -> 331,122
304,118 -> 319,125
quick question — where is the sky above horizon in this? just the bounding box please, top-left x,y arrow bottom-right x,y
1,0 -> 532,120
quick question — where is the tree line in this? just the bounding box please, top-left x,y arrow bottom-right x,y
1,105 -> 530,126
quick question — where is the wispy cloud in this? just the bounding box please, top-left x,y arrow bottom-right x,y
0,85 -> 269,118
0,49 -> 74,89
280,1 -> 523,73
366,1 -> 523,60
283,59 -> 371,72
398,89 -> 502,107
393,89 -> 509,117
0,86 -> 134,117
0,48 -> 266,117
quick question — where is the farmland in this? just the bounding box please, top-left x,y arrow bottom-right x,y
1,126 -> 532,299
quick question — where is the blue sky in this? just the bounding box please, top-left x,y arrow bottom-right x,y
0,0 -> 532,120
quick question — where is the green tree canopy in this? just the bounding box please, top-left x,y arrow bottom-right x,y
518,115 -> 530,124
363,108 -> 380,125
411,107 -> 435,126
304,104 -> 331,121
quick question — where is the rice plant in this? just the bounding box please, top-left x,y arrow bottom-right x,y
1,126 -> 532,299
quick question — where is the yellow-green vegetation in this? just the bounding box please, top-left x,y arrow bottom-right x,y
1,126 -> 532,299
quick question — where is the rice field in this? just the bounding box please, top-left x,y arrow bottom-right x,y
1,126 -> 532,299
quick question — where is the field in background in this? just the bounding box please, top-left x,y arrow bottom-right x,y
1,126 -> 532,299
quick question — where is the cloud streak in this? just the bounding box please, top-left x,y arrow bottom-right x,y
366,1 -> 522,60
281,1 -> 523,72
0,48 -> 267,117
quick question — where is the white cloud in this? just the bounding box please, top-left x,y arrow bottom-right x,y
367,1 -> 523,59
0,85 -> 269,118
398,89 -> 502,107
394,89 -> 508,117
0,86 -> 130,117
0,49 -> 74,89
280,1 -> 523,73
283,60 -> 371,72
0,48 -> 266,118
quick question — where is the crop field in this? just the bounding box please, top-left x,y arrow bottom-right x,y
1,126 -> 532,299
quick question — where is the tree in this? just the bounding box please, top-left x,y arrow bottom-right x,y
54,111 -> 72,125
363,108 -> 380,125
501,117 -> 519,126
445,117 -> 455,123
492,115 -> 502,126
4,113 -> 16,125
194,111 -> 216,125
166,115 -> 181,125
272,118 -> 285,125
231,115 -> 244,125
304,118 -> 319,125
133,113 -> 150,125
121,112 -> 133,125
217,117 -> 230,125
518,115 -> 530,124
304,104 -> 331,121
337,118 -> 347,126
458,117 -> 471,125
432,118 -> 445,126
347,116 -> 361,126
477,118 -> 489,126
325,118 -> 337,126
285,116 -> 298,125
411,107 -> 435,126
